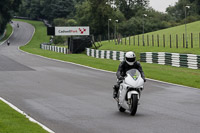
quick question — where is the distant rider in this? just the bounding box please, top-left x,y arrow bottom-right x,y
113,51 -> 146,99
7,40 -> 10,46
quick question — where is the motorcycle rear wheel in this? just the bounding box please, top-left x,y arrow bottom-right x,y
130,94 -> 138,116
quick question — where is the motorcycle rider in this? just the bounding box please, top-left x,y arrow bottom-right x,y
7,40 -> 10,46
113,51 -> 146,99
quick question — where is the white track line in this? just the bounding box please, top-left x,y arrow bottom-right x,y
0,97 -> 55,133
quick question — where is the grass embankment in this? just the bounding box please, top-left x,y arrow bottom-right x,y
0,100 -> 48,133
109,21 -> 200,49
0,23 -> 13,42
16,19 -> 200,88
100,21 -> 200,58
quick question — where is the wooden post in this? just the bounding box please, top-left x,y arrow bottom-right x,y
152,35 -> 154,46
191,33 -> 193,48
133,36 -> 135,46
143,35 -> 145,46
157,34 -> 159,47
163,34 -> 165,47
176,34 -> 178,48
138,35 -> 140,46
199,33 -> 200,48
129,36 -> 130,45
183,33 -> 185,48
147,35 -> 149,46
170,34 -> 172,48
125,36 -> 127,45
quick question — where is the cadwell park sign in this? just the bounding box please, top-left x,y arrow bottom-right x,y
47,26 -> 90,36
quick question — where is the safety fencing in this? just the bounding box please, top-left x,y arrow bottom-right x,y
140,52 -> 200,69
86,48 -> 200,69
40,43 -> 69,54
86,48 -> 125,61
95,32 -> 200,49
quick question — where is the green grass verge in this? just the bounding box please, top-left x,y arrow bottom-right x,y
0,23 -> 13,42
15,19 -> 200,88
0,100 -> 48,133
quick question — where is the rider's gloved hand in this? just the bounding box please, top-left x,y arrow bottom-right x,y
119,76 -> 124,80
143,78 -> 146,82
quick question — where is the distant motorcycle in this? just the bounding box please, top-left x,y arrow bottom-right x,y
17,23 -> 19,28
115,69 -> 144,116
7,40 -> 10,46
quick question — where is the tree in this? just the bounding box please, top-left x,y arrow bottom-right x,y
114,0 -> 149,19
50,0 -> 74,19
0,0 -> 21,34
16,0 -> 75,22
76,0 -> 125,35
166,0 -> 200,23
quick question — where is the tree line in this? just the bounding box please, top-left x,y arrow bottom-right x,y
0,0 -> 21,34
1,0 -> 200,37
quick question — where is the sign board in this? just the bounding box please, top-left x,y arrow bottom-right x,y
55,26 -> 89,36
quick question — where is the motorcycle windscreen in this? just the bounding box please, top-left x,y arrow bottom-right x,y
125,69 -> 144,87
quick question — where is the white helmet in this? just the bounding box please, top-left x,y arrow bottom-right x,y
125,51 -> 136,65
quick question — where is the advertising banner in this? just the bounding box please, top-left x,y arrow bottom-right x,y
55,26 -> 90,36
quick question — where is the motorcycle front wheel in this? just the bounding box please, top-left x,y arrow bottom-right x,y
130,94 -> 138,116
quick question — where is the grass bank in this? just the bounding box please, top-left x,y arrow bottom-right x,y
0,100 -> 48,133
106,21 -> 200,49
0,23 -> 13,43
16,19 -> 200,88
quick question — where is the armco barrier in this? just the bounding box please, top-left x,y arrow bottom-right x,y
86,48 -> 125,61
40,43 -> 68,54
140,52 -> 200,69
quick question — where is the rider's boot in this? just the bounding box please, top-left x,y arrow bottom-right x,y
113,85 -> 119,99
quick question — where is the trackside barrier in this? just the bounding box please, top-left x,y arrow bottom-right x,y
140,52 -> 200,69
40,43 -> 68,54
86,48 -> 125,61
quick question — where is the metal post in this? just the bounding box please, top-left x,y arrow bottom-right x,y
143,14 -> 147,46
108,19 -> 111,42
185,6 -> 190,48
115,20 -> 118,45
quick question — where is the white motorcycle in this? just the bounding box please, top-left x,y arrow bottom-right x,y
115,69 -> 144,116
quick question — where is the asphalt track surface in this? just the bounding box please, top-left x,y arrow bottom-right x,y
0,21 -> 200,133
